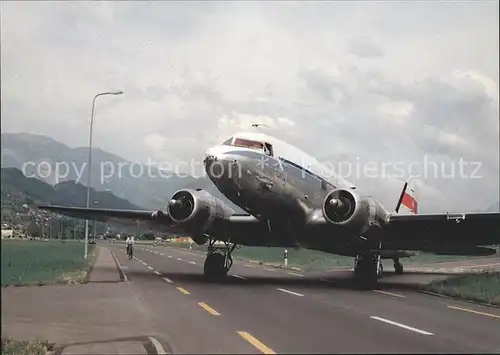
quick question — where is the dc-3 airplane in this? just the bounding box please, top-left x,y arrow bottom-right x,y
39,129 -> 500,288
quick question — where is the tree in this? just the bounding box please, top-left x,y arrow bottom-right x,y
142,232 -> 155,240
27,221 -> 41,237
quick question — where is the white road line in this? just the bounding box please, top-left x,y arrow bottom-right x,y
154,271 -> 162,276
373,290 -> 405,298
232,274 -> 247,280
168,255 -> 172,258
111,252 -> 128,282
263,268 -> 276,272
162,277 -> 173,283
148,336 -> 167,355
160,253 -> 164,256
370,316 -> 434,335
245,264 -> 256,268
177,257 -> 182,261
147,266 -> 154,270
189,261 -> 196,265
277,288 -> 304,297
287,272 -> 305,277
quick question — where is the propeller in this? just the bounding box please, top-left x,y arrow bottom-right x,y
327,197 -> 351,217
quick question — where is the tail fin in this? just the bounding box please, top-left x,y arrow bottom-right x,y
395,177 -> 419,214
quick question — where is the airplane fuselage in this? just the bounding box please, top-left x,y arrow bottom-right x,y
203,131 -> 385,254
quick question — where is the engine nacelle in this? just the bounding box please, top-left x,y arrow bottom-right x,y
167,189 -> 234,236
322,188 -> 376,234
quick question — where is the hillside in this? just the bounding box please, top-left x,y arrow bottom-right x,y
1,167 -> 141,210
1,133 -> 245,213
1,167 -> 145,237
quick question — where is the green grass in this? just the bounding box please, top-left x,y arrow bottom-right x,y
424,272 -> 500,306
1,338 -> 55,355
1,239 -> 98,286
166,243 -> 487,271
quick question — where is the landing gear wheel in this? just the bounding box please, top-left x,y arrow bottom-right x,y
203,237 -> 237,282
353,253 -> 380,290
204,253 -> 227,281
394,262 -> 404,275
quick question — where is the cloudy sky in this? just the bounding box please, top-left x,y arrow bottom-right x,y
2,1 -> 499,212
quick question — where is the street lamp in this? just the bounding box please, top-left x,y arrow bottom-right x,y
84,91 -> 123,259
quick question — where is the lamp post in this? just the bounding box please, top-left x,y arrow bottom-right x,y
84,91 -> 123,259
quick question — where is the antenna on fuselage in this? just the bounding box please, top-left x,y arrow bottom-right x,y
251,123 -> 270,129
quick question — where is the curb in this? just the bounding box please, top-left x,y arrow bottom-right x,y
109,249 -> 127,282
417,289 -> 500,309
83,245 -> 101,284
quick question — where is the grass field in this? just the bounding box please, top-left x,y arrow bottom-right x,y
162,243 -> 488,271
1,239 -> 98,286
424,272 -> 500,306
1,338 -> 54,355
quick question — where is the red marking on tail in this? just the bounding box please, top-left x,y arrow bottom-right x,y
402,192 -> 418,214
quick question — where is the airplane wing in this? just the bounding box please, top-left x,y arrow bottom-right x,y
37,205 -> 181,233
354,211 -> 500,257
378,212 -> 500,247
37,204 -> 271,244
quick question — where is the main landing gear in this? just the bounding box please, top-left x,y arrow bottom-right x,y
353,252 -> 383,289
203,238 -> 237,282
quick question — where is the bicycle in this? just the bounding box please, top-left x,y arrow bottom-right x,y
127,245 -> 133,259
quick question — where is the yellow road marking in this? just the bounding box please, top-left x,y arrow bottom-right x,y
373,290 -> 405,298
198,302 -> 220,316
447,305 -> 500,319
176,287 -> 190,295
237,331 -> 276,354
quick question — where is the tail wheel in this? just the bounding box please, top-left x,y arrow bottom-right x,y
395,263 -> 404,275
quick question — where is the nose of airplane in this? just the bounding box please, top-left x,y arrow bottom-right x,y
203,146 -> 220,176
204,145 -> 237,183
204,146 -> 217,164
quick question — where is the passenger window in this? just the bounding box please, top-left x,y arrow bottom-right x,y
222,137 -> 233,145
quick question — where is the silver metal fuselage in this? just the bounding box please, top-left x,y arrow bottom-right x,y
204,142 -> 361,254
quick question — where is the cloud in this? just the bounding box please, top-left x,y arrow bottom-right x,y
1,1 -> 498,212
347,36 -> 384,58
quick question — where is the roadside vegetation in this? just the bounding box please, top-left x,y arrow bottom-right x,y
1,239 -> 98,286
423,271 -> 500,306
1,338 -> 55,355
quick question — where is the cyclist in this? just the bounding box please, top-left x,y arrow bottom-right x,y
125,235 -> 135,259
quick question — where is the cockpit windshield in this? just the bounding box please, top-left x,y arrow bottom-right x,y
233,138 -> 264,150
237,138 -> 273,156
222,137 -> 274,156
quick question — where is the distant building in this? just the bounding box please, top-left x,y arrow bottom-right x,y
1,229 -> 14,238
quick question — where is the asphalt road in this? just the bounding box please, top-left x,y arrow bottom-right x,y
109,244 -> 500,354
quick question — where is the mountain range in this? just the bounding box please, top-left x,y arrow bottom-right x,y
1,133 -> 245,213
